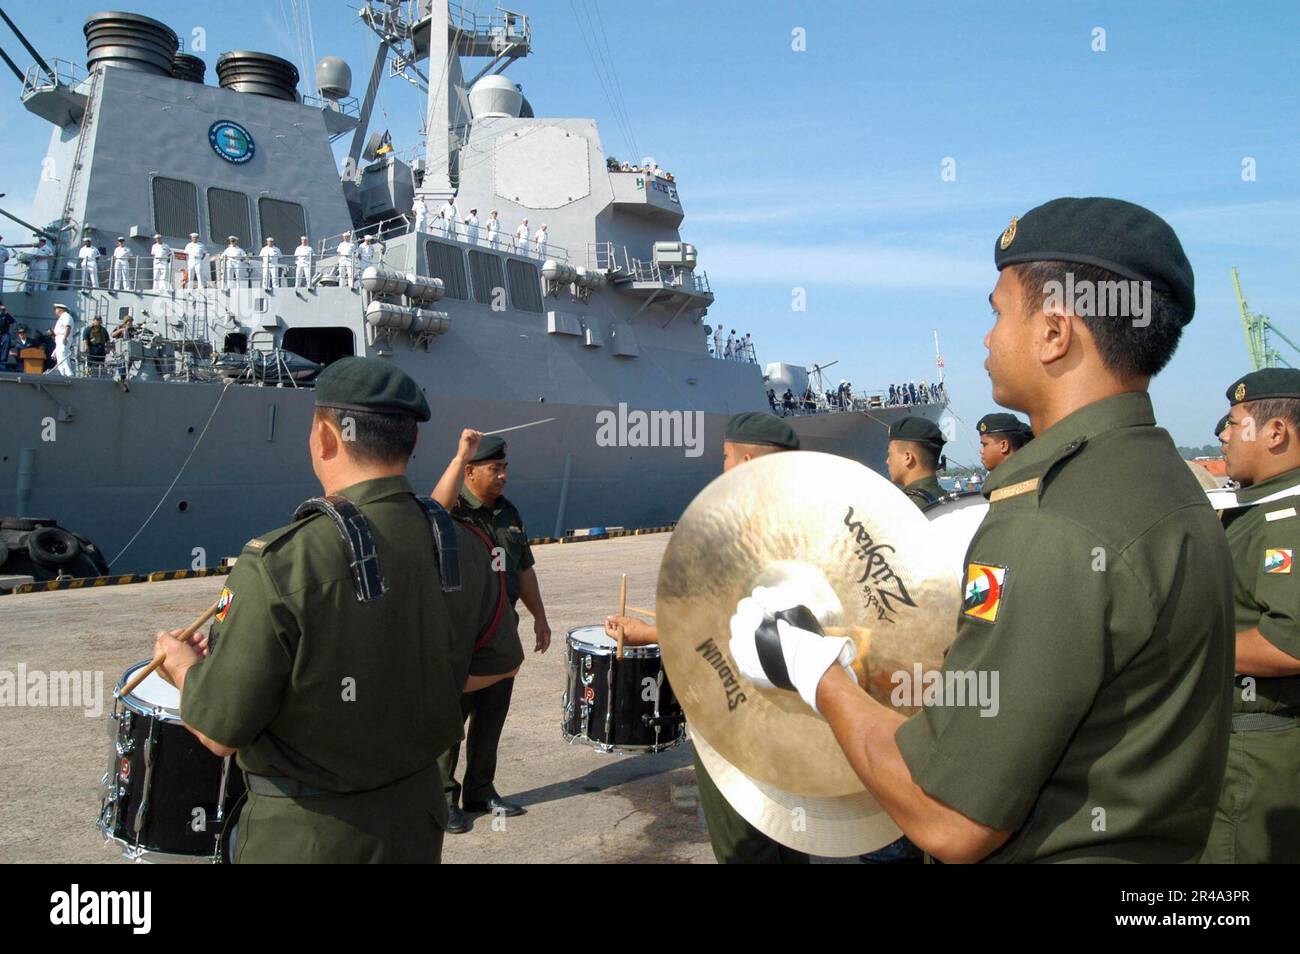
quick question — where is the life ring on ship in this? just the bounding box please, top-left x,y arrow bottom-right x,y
27,527 -> 82,567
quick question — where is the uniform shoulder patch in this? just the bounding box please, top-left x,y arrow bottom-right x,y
963,562 -> 1008,623
215,586 -> 234,621
1264,548 -> 1293,574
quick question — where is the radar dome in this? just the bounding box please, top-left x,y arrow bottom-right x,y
316,56 -> 351,99
468,74 -> 523,119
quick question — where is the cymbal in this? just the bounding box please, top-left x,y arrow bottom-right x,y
693,731 -> 901,858
657,451 -> 964,798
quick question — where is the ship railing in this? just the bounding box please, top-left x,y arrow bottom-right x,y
21,58 -> 86,97
711,342 -> 758,364
317,215 -> 571,265
447,2 -> 530,43
302,91 -> 360,119
587,242 -> 620,273
628,258 -> 712,295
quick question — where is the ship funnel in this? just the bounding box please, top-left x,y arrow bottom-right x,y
315,56 -> 351,100
83,11 -> 179,77
171,52 -> 205,84
468,75 -> 523,119
216,50 -> 299,102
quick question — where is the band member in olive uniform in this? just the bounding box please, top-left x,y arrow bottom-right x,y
730,198 -> 1234,862
433,432 -> 551,832
976,412 -> 1033,473
1201,369 -> 1300,863
886,416 -> 946,507
153,357 -> 519,863
609,411 -> 809,864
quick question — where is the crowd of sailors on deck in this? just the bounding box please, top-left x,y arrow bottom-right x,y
605,156 -> 674,181
887,380 -> 946,406
410,196 -> 552,258
711,325 -> 756,364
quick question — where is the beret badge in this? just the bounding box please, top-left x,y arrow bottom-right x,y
999,215 -> 1018,251
1235,382 -> 1247,402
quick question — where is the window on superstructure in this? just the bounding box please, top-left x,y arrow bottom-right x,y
468,250 -> 506,306
506,259 -> 544,313
423,241 -> 468,300
208,188 -> 251,247
152,177 -> 199,239
257,198 -> 307,248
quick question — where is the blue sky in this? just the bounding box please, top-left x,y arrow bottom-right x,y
2,0 -> 1296,460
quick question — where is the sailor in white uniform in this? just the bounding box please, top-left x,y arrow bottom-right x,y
336,231 -> 356,288
183,233 -> 207,290
515,218 -> 530,254
358,235 -> 382,272
294,236 -> 313,287
533,224 -> 549,259
724,331 -> 735,360
30,238 -> 53,291
260,237 -> 282,289
150,234 -> 173,292
486,211 -> 501,249
464,208 -> 479,245
712,324 -> 724,358
51,303 -> 75,375
441,198 -> 460,239
221,236 -> 247,290
412,195 -> 429,233
110,237 -> 133,290
78,239 -> 100,289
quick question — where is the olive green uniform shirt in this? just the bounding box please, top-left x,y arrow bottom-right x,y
182,476 -> 514,796
895,392 -> 1234,862
1222,465 -> 1300,713
453,487 -> 534,604
903,474 -> 944,508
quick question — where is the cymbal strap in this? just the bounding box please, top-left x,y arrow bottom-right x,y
754,616 -> 794,690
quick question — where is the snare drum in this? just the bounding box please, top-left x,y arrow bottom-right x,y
98,660 -> 245,862
562,625 -> 686,754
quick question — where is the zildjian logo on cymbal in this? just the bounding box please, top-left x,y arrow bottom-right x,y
843,507 -> 916,622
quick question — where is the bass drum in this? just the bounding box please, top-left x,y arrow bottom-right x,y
923,491 -> 990,562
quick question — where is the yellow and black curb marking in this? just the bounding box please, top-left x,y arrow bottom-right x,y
7,565 -> 231,595
5,527 -> 676,595
528,523 -> 676,546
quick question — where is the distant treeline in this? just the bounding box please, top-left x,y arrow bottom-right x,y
1178,444 -> 1222,460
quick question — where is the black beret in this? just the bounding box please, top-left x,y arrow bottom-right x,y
469,434 -> 507,462
314,356 -> 430,422
889,416 -> 946,449
1215,414 -> 1230,438
976,413 -> 1031,437
725,411 -> 800,450
994,197 -> 1195,323
1225,368 -> 1300,406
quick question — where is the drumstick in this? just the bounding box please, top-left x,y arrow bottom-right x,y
616,574 -> 627,659
625,606 -> 656,619
119,600 -> 221,697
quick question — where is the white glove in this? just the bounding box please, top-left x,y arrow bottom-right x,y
729,595 -> 857,714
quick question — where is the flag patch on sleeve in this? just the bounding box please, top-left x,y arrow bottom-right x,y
215,587 -> 235,621
963,563 -> 1008,623
1264,549 -> 1293,574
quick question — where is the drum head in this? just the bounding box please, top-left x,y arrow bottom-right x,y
122,661 -> 181,712
568,625 -> 616,652
923,491 -> 989,559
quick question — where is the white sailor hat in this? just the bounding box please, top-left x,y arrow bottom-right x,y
189,232 -> 199,238
116,236 -> 125,242
363,234 -> 373,241
82,237 -> 92,243
53,302 -> 69,310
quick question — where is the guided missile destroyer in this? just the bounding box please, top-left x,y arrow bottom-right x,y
0,2 -> 947,575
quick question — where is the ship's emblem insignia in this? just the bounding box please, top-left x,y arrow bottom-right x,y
999,216 -> 1018,250
1234,382 -> 1247,402
209,120 -> 256,165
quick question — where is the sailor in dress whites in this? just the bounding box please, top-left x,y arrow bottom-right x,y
358,235 -> 381,272
514,218 -> 529,254
464,209 -> 479,246
183,233 -> 207,289
336,231 -> 356,289
30,237 -> 53,291
441,197 -> 460,240
260,237 -> 282,290
150,234 -> 173,292
50,303 -> 75,375
412,194 -> 429,234
110,237 -> 133,290
294,236 -> 313,288
533,224 -> 548,259
221,236 -> 247,290
78,238 -> 100,289
486,211 -> 501,249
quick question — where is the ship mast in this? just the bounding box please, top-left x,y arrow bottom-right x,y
933,329 -> 945,386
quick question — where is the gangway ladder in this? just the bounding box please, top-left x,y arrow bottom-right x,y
57,66 -> 101,250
